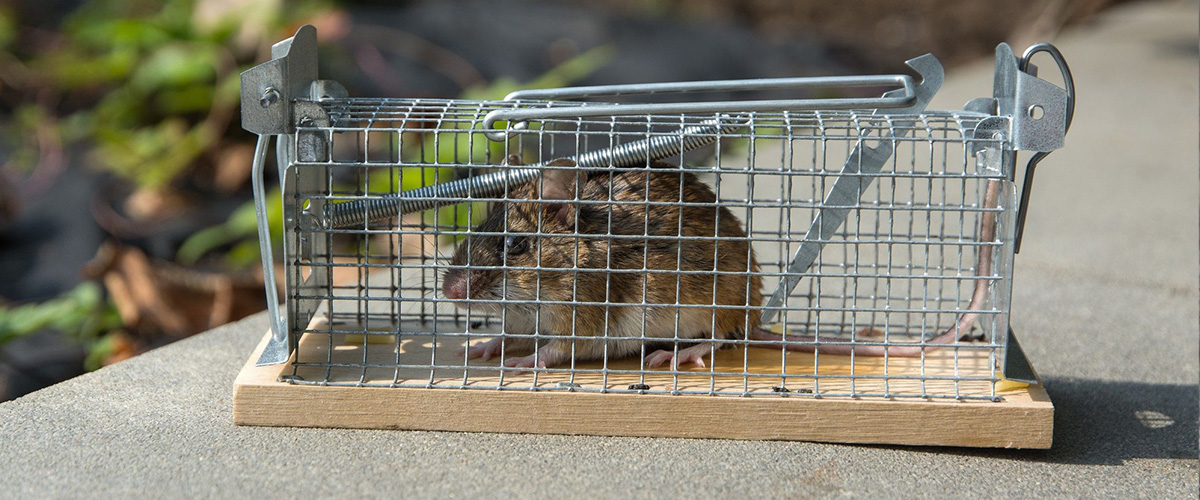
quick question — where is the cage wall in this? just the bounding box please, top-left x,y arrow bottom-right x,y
277,99 -> 1014,400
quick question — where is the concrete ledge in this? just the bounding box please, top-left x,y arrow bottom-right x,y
1,1 -> 1196,497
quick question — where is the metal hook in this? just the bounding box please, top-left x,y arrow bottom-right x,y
1013,43 -> 1075,253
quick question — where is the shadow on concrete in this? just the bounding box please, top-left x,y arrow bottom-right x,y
1153,32 -> 1200,58
1035,378 -> 1199,464
885,377 -> 1199,465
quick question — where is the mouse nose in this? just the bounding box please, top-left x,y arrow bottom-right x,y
443,273 -> 468,300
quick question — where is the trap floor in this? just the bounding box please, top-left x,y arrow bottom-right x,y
234,315 -> 1053,448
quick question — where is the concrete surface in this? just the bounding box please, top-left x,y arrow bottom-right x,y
1,1 -> 1197,498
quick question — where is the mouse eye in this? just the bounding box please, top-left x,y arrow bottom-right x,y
504,235 -> 529,256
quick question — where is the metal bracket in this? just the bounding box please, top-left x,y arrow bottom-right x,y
967,43 -> 1074,257
990,43 -> 1070,152
1002,327 -> 1039,384
240,25 -> 320,135
241,24 -> 333,366
310,79 -> 349,102
967,43 -> 1074,382
294,101 -> 331,161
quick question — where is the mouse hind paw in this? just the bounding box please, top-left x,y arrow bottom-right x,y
646,343 -> 712,370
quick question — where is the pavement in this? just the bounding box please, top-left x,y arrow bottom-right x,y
1,1 -> 1197,498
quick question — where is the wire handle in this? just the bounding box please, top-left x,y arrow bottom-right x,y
251,134 -> 290,366
758,53 -> 944,325
1014,43 -> 1075,253
482,74 -> 916,141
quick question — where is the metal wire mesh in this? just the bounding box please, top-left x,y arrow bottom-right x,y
277,97 -> 1013,401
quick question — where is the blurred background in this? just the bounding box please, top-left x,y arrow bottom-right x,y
0,0 -> 1129,401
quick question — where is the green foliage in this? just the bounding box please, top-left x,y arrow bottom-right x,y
129,42 -> 219,93
460,45 -> 616,101
180,43 -> 614,264
48,4 -> 226,188
93,117 -> 216,190
452,44 -> 615,166
369,45 -> 617,239
0,283 -> 123,354
378,45 -> 615,181
717,125 -> 787,165
3,0 -> 323,189
0,8 -> 18,50
4,106 -> 49,174
177,189 -> 282,268
83,332 -> 128,372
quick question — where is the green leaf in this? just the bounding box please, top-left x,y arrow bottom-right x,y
460,45 -> 615,101
0,282 -> 122,348
83,334 -> 119,372
177,189 -> 282,268
527,45 -> 616,90
0,7 -> 16,49
156,84 -> 216,114
176,224 -> 236,266
225,240 -> 263,269
129,42 -> 219,91
34,47 -> 138,89
226,198 -> 266,235
212,73 -> 242,108
92,119 -> 215,189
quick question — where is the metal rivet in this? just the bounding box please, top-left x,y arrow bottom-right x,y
260,87 -> 281,108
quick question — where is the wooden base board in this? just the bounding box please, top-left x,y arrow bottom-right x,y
234,329 -> 1053,448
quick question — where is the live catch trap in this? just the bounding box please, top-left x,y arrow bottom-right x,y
233,26 -> 1073,448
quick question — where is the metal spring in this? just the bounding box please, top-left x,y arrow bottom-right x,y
325,118 -> 743,228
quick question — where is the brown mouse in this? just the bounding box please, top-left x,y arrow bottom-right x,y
442,158 -> 763,370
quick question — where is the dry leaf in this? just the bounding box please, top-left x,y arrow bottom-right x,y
86,242 -> 271,340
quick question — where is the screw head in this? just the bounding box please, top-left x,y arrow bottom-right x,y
260,87 -> 280,108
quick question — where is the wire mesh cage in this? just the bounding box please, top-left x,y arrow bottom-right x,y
240,26 -> 1072,410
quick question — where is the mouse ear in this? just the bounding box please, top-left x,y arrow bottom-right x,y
540,158 -> 578,227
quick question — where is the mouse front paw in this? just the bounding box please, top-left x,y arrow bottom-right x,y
500,343 -> 570,375
458,337 -> 507,361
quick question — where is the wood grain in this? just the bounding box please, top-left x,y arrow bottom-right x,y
234,329 -> 1053,448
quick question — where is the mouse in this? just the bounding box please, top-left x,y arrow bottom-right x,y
442,157 -> 763,370
442,156 -> 1000,366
